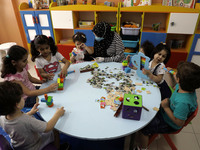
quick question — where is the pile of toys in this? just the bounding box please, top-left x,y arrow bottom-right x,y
41,94 -> 54,107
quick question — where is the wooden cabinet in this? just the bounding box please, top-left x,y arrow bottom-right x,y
167,13 -> 198,34
49,4 -> 118,59
19,2 -> 200,65
118,5 -> 199,68
20,10 -> 54,43
51,11 -> 74,29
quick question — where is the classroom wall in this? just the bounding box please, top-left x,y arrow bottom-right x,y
0,0 -> 27,47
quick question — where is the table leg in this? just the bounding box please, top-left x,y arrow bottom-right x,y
129,133 -> 135,150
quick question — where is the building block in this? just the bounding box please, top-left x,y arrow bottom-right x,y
122,60 -> 128,71
124,67 -> 131,73
57,77 -> 65,90
122,94 -> 142,120
41,94 -> 54,107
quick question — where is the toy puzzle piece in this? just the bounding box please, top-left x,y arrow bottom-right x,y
131,52 -> 150,79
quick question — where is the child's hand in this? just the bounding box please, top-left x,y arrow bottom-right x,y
55,107 -> 65,117
80,43 -> 86,49
48,83 -> 58,92
42,78 -> 47,83
59,69 -> 67,78
27,103 -> 39,115
47,73 -> 55,80
142,68 -> 151,76
161,98 -> 170,108
70,55 -> 76,64
95,57 -> 104,63
126,55 -> 131,63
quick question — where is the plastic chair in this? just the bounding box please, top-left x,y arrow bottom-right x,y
148,106 -> 199,150
34,65 -> 43,80
0,135 -> 13,150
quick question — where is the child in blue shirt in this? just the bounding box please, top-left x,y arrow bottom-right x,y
134,61 -> 200,150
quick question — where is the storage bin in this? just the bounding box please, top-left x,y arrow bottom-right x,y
121,34 -> 139,41
122,39 -> 139,48
121,27 -> 140,35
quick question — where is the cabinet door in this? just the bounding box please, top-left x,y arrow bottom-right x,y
35,11 -> 54,39
167,13 -> 198,34
51,11 -> 74,29
166,51 -> 188,68
141,32 -> 167,47
188,34 -> 200,65
20,11 -> 39,43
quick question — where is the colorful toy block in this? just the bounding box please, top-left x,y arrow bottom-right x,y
122,60 -> 128,70
124,67 -> 131,73
41,94 -> 54,107
122,94 -> 142,120
57,77 -> 65,90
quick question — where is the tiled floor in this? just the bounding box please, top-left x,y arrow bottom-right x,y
0,55 -> 200,150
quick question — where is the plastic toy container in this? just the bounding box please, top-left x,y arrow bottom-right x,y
121,27 -> 140,35
121,33 -> 139,41
122,39 -> 139,48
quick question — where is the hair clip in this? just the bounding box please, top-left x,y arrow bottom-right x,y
163,43 -> 166,45
81,35 -> 86,38
6,55 -> 9,58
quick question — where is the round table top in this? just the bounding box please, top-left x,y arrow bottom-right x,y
38,62 -> 161,140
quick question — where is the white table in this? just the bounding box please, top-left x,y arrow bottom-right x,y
38,62 -> 161,140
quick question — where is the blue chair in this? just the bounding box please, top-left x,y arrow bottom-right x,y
0,135 -> 13,150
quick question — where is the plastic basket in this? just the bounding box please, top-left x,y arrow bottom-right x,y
121,27 -> 140,35
122,39 -> 139,48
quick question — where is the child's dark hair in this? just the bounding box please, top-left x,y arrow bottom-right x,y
72,32 -> 87,43
0,81 -> 23,115
151,43 -> 171,64
141,40 -> 154,58
176,61 -> 200,92
31,35 -> 57,62
1,45 -> 28,78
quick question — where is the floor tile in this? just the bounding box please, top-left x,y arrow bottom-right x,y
194,133 -> 200,148
157,132 -> 199,150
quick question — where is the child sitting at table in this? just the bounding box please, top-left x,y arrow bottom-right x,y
142,43 -> 171,100
70,32 -> 93,63
134,61 -> 200,150
1,45 -> 58,107
31,35 -> 70,80
0,81 -> 66,150
126,40 -> 154,70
